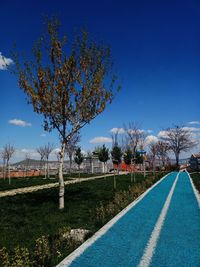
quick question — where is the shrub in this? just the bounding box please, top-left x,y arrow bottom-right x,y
95,173 -> 164,226
0,247 -> 10,267
12,246 -> 31,267
0,246 -> 31,267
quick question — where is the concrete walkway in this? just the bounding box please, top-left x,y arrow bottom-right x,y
0,173 -> 125,198
57,172 -> 200,267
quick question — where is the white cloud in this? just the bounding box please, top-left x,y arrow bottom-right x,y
110,128 -> 125,134
0,52 -> 13,70
145,135 -> 158,146
90,136 -> 112,144
188,121 -> 200,125
81,149 -> 87,156
40,133 -> 46,137
110,127 -> 152,135
8,119 -> 32,127
127,129 -> 144,135
14,149 -> 39,161
157,130 -> 168,138
182,126 -> 200,132
158,127 -> 200,139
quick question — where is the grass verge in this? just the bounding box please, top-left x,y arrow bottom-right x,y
190,172 -> 200,193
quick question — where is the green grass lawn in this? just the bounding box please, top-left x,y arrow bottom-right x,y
0,172 -> 165,266
0,176 -> 59,191
0,173 -> 106,191
190,172 -> 200,193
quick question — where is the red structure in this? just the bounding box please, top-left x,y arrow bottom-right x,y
113,162 -> 136,171
0,170 -> 42,179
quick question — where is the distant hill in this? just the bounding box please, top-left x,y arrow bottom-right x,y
12,159 -> 42,166
11,158 -> 69,166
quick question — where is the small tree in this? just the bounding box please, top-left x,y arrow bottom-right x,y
65,132 -> 80,174
74,147 -> 84,178
111,145 -> 122,189
124,148 -> 133,182
98,144 -> 109,178
43,143 -> 54,178
2,144 -> 15,184
12,17 -> 118,209
111,145 -> 122,172
161,125 -> 196,168
135,151 -> 143,165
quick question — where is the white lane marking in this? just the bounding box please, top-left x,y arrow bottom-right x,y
138,172 -> 180,267
56,173 -> 172,267
187,171 -> 200,209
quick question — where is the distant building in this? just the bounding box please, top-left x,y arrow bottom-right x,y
189,153 -> 200,171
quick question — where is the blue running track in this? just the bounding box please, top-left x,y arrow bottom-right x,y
150,172 -> 200,267
58,172 -> 200,267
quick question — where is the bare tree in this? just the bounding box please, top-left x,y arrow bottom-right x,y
121,135 -> 130,153
12,18 -> 118,209
43,143 -> 54,178
161,125 -> 196,167
149,142 -> 157,174
2,144 -> 15,184
124,123 -> 146,177
36,146 -> 46,176
156,141 -> 169,168
65,132 -> 80,174
124,122 -> 143,156
1,150 -> 7,180
111,129 -> 119,147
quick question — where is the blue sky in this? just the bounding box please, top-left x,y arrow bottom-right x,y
0,0 -> 199,161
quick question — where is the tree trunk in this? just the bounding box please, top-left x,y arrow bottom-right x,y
162,157 -> 165,168
153,159 -> 155,176
69,155 -> 72,174
47,157 -> 49,179
59,142 -> 66,210
44,161 -> 47,179
79,165 -> 80,179
114,170 -> 116,190
134,163 -> 136,183
143,160 -> 146,178
7,162 -> 11,185
130,164 -> 133,183
91,158 -> 94,173
39,159 -> 42,176
3,160 -> 5,180
175,153 -> 179,169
